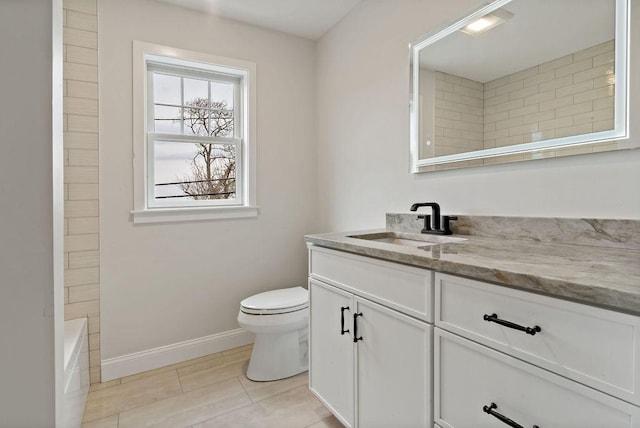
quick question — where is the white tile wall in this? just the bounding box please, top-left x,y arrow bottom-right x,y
432,41 -> 615,161
433,71 -> 484,156
484,40 -> 614,150
63,0 -> 101,384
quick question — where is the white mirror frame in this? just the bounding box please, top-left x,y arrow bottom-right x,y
410,0 -> 629,173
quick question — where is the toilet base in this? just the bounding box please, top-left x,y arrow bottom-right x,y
246,330 -> 308,381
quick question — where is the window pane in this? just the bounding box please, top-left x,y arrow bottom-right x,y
210,110 -> 234,137
154,105 -> 182,133
211,82 -> 234,109
183,107 -> 209,136
153,141 -> 236,201
184,78 -> 209,107
153,73 -> 181,105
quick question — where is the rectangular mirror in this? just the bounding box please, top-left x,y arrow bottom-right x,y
410,0 -> 631,172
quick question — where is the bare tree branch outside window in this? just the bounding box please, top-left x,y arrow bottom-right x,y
177,98 -> 236,200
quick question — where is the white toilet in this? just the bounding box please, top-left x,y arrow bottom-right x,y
237,286 -> 309,381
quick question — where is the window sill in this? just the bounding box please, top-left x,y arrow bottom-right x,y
131,205 -> 259,224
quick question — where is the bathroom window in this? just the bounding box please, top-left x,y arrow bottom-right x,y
132,42 -> 257,223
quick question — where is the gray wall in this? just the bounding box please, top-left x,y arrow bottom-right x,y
99,0 -> 318,366
0,0 -> 62,426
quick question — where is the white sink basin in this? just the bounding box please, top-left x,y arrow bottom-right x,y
348,232 -> 467,248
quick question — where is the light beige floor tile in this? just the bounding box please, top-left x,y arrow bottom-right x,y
89,378 -> 121,392
83,370 -> 182,422
120,364 -> 179,385
179,359 -> 249,392
121,352 -> 224,384
177,348 -> 250,379
177,351 -> 225,367
118,378 -> 252,428
222,343 -> 253,356
81,414 -> 118,428
239,372 -> 309,402
193,385 -> 331,428
80,344 -> 326,427
305,415 -> 344,428
221,348 -> 253,364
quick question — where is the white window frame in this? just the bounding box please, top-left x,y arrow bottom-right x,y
132,41 -> 257,224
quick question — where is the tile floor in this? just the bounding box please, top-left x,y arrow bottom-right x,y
82,344 -> 343,428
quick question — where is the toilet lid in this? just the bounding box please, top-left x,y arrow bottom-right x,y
240,286 -> 308,315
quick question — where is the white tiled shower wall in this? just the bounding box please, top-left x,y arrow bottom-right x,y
63,0 -> 101,384
434,40 -> 615,158
434,72 -> 484,157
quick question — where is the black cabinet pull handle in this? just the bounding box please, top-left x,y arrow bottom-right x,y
340,306 -> 350,335
483,403 -> 539,428
483,313 -> 541,336
353,312 -> 363,343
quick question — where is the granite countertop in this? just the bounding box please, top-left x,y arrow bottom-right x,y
305,215 -> 640,315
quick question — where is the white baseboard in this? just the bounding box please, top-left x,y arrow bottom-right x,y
101,328 -> 254,382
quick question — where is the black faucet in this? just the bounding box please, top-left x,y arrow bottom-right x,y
410,202 -> 457,235
410,202 -> 441,231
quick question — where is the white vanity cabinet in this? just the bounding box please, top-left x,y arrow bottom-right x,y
434,272 -> 640,428
435,273 -> 640,405
307,244 -> 640,428
308,246 -> 433,428
436,329 -> 640,428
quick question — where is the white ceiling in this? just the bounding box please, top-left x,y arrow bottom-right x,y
154,0 -> 361,40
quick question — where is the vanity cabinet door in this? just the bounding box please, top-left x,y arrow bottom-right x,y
435,329 -> 640,428
309,279 -> 355,428
355,296 -> 432,428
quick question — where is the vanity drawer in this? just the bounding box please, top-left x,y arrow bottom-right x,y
435,273 -> 640,405
309,246 -> 433,322
435,329 -> 640,428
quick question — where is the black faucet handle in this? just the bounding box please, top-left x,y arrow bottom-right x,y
441,215 -> 458,235
417,214 -> 432,232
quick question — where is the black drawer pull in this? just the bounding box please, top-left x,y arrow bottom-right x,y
483,313 -> 541,336
483,403 -> 539,428
353,312 -> 363,343
340,306 -> 350,335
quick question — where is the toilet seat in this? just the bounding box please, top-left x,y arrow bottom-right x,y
240,286 -> 308,315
